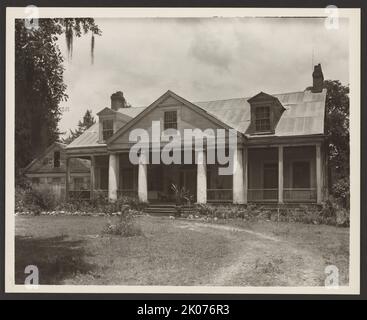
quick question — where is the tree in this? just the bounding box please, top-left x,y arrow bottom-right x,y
308,80 -> 350,207
62,109 -> 96,144
323,80 -> 350,179
15,18 -> 101,173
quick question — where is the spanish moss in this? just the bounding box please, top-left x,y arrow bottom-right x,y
91,34 -> 95,65
65,23 -> 73,60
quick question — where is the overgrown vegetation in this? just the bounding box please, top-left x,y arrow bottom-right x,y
307,80 -> 350,212
102,207 -> 143,237
15,18 -> 101,173
16,183 -> 348,226
15,185 -> 147,216
192,202 -> 349,227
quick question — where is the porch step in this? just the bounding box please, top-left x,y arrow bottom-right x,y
144,204 -> 194,216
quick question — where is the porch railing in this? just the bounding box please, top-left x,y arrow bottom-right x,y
68,190 -> 91,200
284,188 -> 316,202
207,189 -> 233,202
248,189 -> 278,202
118,189 -> 138,198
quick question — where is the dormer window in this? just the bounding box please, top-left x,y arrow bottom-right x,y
102,119 -> 114,140
255,106 -> 271,132
164,111 -> 177,130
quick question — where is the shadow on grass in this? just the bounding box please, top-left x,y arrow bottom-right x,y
15,235 -> 97,285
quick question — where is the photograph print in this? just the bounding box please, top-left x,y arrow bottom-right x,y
5,7 -> 361,294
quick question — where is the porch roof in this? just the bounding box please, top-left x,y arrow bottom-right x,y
66,89 -> 326,149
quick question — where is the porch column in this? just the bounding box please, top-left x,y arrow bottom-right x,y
243,147 -> 248,204
138,152 -> 148,202
233,147 -> 245,204
108,153 -> 119,202
278,146 -> 284,204
316,143 -> 322,204
65,157 -> 71,201
196,149 -> 207,204
90,155 -> 95,200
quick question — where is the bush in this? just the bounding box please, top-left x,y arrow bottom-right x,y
102,210 -> 143,237
332,177 -> 350,209
193,203 -> 260,220
194,203 -> 218,217
15,186 -> 30,213
192,202 -> 349,227
24,185 -> 58,213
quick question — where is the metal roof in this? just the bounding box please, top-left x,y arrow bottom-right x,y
196,89 -> 326,136
66,89 -> 326,149
67,123 -> 104,149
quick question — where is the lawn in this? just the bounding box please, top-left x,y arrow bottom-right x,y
15,215 -> 349,286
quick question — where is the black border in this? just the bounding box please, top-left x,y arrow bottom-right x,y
0,0 -> 366,301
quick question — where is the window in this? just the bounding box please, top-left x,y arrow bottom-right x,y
255,106 -> 271,132
102,119 -> 114,140
293,161 -> 311,188
54,151 -> 60,168
263,163 -> 278,189
73,177 -> 84,190
164,111 -> 177,130
31,177 -> 40,184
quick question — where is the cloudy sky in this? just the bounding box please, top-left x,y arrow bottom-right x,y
58,17 -> 349,135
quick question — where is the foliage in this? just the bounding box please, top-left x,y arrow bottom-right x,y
23,185 -> 58,214
323,80 -> 350,180
15,18 -> 101,174
307,80 -> 349,208
331,177 -> 350,209
102,209 -> 143,237
170,184 -> 194,205
62,110 -> 96,144
16,184 -> 147,215
192,203 -> 348,227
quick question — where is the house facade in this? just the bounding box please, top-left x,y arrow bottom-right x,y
23,142 -> 91,199
65,65 -> 328,205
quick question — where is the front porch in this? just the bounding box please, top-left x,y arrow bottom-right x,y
65,144 -> 325,204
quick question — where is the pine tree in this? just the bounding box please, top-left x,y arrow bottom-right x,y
62,110 -> 96,144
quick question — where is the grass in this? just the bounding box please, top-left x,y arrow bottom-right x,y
15,215 -> 349,286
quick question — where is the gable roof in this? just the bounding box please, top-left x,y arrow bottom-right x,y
23,142 -> 90,173
66,88 -> 326,149
107,90 -> 239,144
23,142 -> 66,172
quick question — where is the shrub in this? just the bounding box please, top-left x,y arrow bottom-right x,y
15,186 -> 29,213
120,196 -> 148,212
332,177 -> 350,209
24,185 -> 58,213
102,210 -> 143,237
194,203 -> 218,217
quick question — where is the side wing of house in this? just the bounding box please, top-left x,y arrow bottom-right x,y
24,142 -> 91,198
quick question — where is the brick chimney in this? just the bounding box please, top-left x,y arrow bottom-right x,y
312,64 -> 324,93
110,91 -> 128,110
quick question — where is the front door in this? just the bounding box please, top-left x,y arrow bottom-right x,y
263,162 -> 278,200
179,166 -> 197,202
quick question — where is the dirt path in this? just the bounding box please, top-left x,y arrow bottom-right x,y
174,220 -> 326,286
